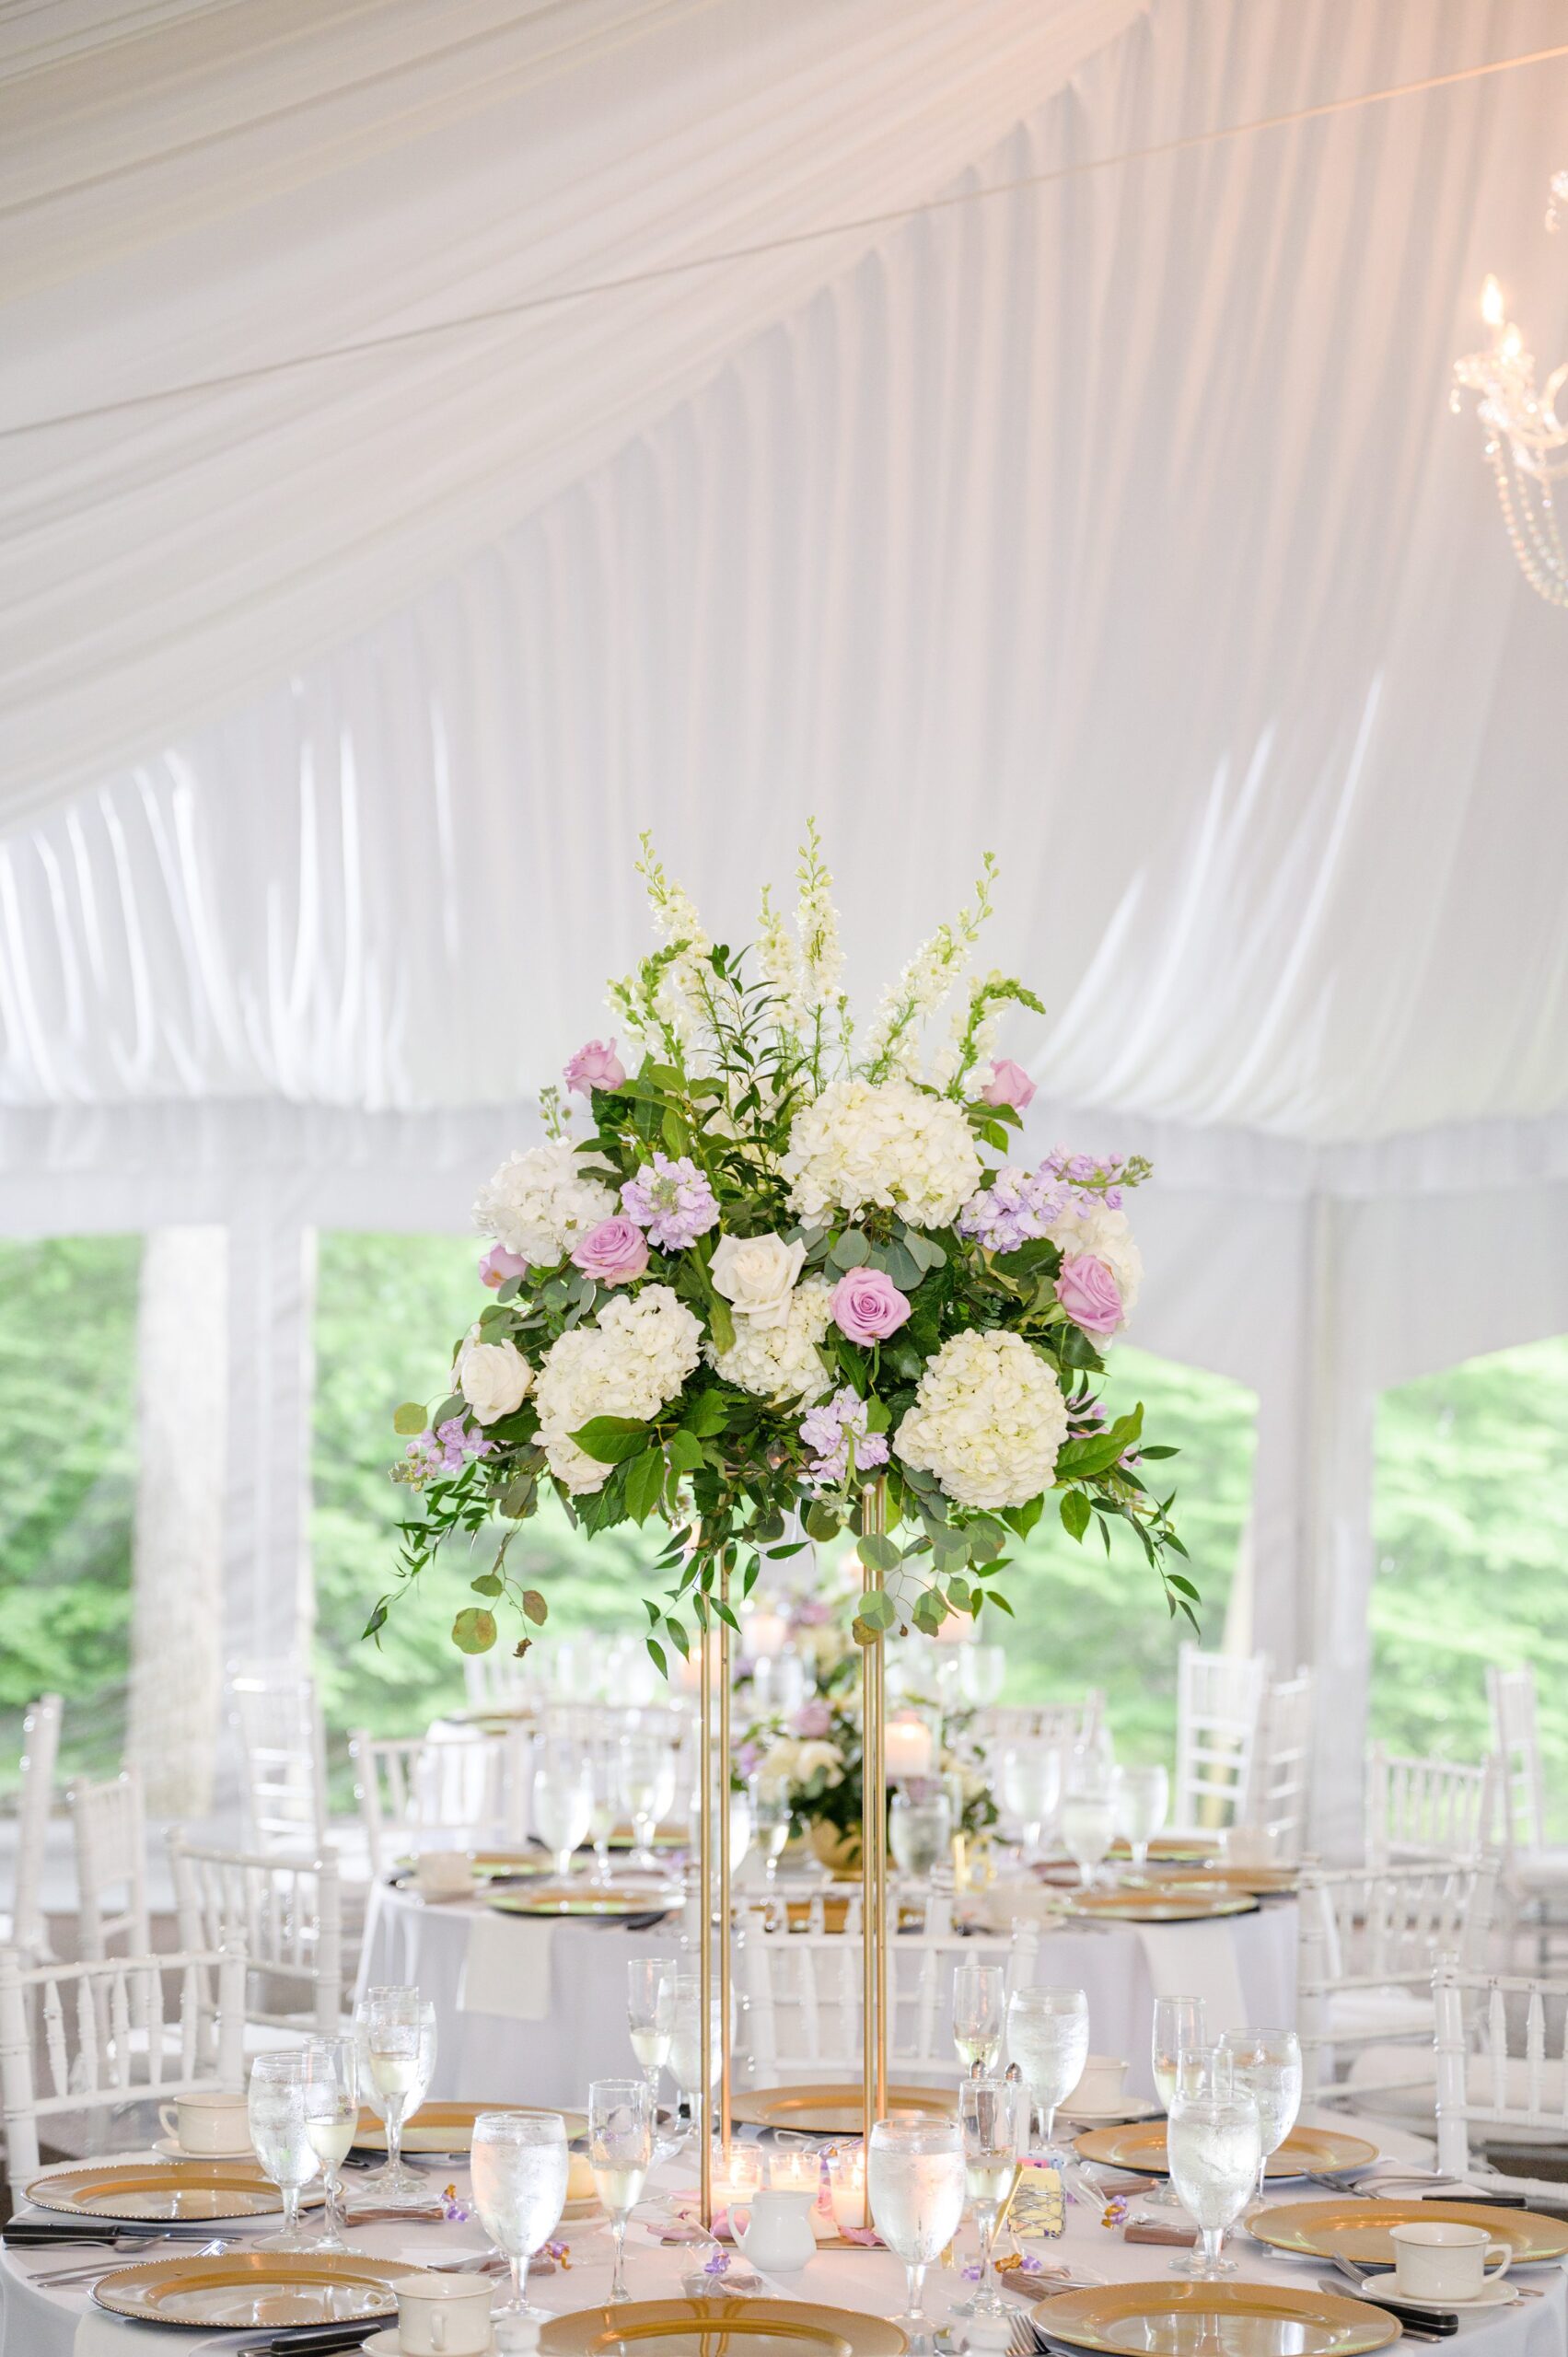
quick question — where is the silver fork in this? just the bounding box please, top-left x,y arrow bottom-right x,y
1006,2314 -> 1042,2357
31,2233 -> 227,2287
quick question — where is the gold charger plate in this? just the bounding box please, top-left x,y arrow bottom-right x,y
1074,2123 -> 1378,2180
728,2083 -> 955,2134
1107,1835 -> 1215,1863
487,1888 -> 676,1921
26,2159 -> 309,2221
540,2297 -> 908,2356
93,2250 -> 417,2328
1142,1865 -> 1300,1898
1248,2197 -> 1568,2265
1033,2280 -> 1400,2355
1060,1889 -> 1259,1922
353,2098 -> 587,2154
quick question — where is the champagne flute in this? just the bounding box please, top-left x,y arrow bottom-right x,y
1219,2026 -> 1302,2195
749,1775 -> 792,1886
470,2108 -> 569,2319
1113,1764 -> 1169,1875
248,2050 -> 320,2250
1148,1995 -> 1207,2209
357,1986 -> 436,2204
627,1956 -> 673,2110
1167,2084 -> 1261,2279
300,2037 -> 357,2251
588,2077 -> 653,2302
587,1747 -> 619,1885
1006,1985 -> 1088,2162
868,2114 -> 967,2344
998,1743 -> 1059,1863
954,2076 -> 1026,2318
533,1742 -> 594,1880
951,1962 -> 1006,2073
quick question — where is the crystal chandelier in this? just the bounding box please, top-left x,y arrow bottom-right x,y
1451,169 -> 1568,609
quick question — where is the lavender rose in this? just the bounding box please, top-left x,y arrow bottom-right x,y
981,1057 -> 1037,1110
571,1215 -> 650,1286
1056,1251 -> 1124,1336
563,1037 -> 626,1095
829,1266 -> 912,1343
480,1243 -> 529,1289
790,1700 -> 833,1738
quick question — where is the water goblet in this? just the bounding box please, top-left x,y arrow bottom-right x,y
1059,1771 -> 1118,1891
749,1775 -> 793,1886
1147,1995 -> 1207,2208
998,1743 -> 1060,1863
890,1785 -> 952,1884
470,2108 -> 569,2320
588,2077 -> 653,2302
356,1986 -> 437,2205
1006,1985 -> 1089,2163
627,1956 -> 673,2111
951,1961 -> 1006,2074
1219,2025 -> 1302,2195
668,1965 -> 721,2146
958,1645 -> 1006,1710
729,1786 -> 753,1876
300,2037 -> 357,2251
619,1734 -> 676,1871
868,2113 -> 967,2347
1113,1764 -> 1169,1875
587,1748 -> 619,1885
1167,2084 -> 1261,2279
533,1743 -> 593,1880
248,2050 -> 320,2251
954,2076 -> 1027,2317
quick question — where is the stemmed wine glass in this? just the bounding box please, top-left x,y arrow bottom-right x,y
627,1956 -> 673,2112
588,2077 -> 653,2302
951,1962 -> 1006,2073
470,2109 -> 569,2319
619,1734 -> 676,1872
1006,1984 -> 1088,2163
248,2050 -> 320,2251
299,2037 -> 357,2251
667,1965 -> 720,2149
1148,1994 -> 1207,2208
749,1775 -> 792,1885
533,1741 -> 594,1881
954,2076 -> 1026,2318
355,1986 -> 437,2205
1219,2026 -> 1302,2195
587,1747 -> 620,1885
1059,1753 -> 1118,1890
998,1743 -> 1060,1864
1113,1765 -> 1169,1875
868,2114 -> 967,2349
1167,2081 -> 1261,2279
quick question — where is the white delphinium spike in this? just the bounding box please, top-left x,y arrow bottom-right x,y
757,883 -> 802,1010
794,819 -> 844,1010
864,854 -> 998,1082
633,834 -> 713,1048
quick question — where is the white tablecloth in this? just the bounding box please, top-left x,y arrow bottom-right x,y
356,1879 -> 1300,2107
2,2120 -> 1562,2357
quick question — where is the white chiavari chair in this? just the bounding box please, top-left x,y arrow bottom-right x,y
1365,1747 -> 1499,1870
736,1894 -> 1034,2087
229,1665 -> 331,1856
168,1834 -> 344,2045
975,1696 -> 1104,1752
1171,1644 -> 1268,1834
0,1942 -> 246,2181
1434,1958 -> 1568,2178
1487,1666 -> 1568,1956
1298,1856 -> 1496,2113
1247,1670 -> 1314,1861
6,1694 -> 62,1963
350,1731 -> 509,1877
69,1767 -> 150,1962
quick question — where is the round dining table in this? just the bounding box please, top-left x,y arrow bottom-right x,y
3,2113 -> 1562,2357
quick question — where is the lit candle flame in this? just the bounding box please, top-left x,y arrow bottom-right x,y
1481,275 -> 1505,330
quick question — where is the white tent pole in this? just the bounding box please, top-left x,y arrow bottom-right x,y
223,1197 -> 317,1682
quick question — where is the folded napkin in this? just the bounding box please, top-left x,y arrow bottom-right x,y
1135,1920 -> 1248,2034
459,1908 -> 553,2021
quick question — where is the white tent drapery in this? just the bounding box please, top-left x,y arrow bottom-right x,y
3,0 -> 1566,1847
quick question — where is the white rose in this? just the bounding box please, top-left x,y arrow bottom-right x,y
710,1231 -> 807,1328
458,1334 -> 533,1424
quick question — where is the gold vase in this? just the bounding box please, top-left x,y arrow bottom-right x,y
809,1818 -> 863,1876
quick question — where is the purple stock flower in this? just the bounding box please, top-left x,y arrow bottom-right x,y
790,1700 -> 833,1738
799,1387 -> 889,1486
621,1155 -> 720,1250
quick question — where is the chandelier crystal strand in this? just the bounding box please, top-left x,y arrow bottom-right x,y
1452,174 -> 1568,610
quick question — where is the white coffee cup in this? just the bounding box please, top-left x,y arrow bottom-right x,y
1067,2054 -> 1129,2112
1220,1822 -> 1277,1868
393,2271 -> 495,2355
157,2089 -> 251,2154
1389,2220 -> 1513,2302
414,1850 -> 473,1903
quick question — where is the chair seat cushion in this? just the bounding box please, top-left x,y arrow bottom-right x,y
1328,1989 -> 1434,2042
1509,1848 -> 1568,1895
1348,2043 -> 1568,2127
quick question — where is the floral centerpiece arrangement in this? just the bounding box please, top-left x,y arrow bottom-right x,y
369,829 -> 1190,1667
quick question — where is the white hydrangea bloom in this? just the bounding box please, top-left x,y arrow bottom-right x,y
707,1275 -> 832,1404
472,1140 -> 616,1263
534,1283 -> 703,1492
782,1078 -> 982,1230
1047,1201 -> 1144,1318
893,1329 -> 1068,1509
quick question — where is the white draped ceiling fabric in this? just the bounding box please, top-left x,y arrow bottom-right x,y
3,0 -> 1567,1841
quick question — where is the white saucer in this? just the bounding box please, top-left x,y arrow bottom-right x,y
363,2336 -> 498,2355
1062,2097 -> 1161,2124
1350,2276 -> 1519,2313
151,2134 -> 255,2163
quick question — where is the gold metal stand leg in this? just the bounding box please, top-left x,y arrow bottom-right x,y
697,1562 -> 735,2232
699,1589 -> 714,2231
862,1479 -> 889,2153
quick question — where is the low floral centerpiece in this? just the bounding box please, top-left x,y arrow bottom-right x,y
369,828 -> 1190,1666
